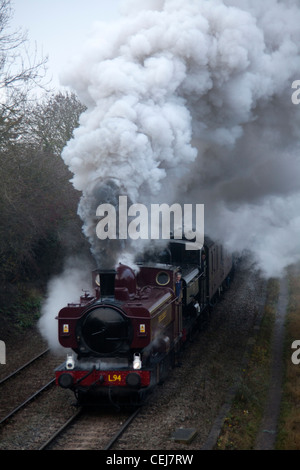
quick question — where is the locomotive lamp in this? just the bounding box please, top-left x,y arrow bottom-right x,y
133,352 -> 142,370
66,353 -> 75,370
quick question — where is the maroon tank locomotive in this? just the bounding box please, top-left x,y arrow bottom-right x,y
55,237 -> 232,405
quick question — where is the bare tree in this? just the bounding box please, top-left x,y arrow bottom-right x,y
25,91 -> 87,155
0,90 -> 88,283
0,141 -> 83,282
0,2 -> 90,320
0,0 -> 48,149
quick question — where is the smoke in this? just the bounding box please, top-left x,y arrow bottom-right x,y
38,257 -> 93,351
59,0 -> 300,278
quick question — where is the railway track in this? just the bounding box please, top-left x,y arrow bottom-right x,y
0,347 -> 142,450
0,348 -> 49,386
0,348 -> 78,450
0,378 -> 55,426
0,348 -> 57,425
39,407 -> 83,450
39,406 -> 142,450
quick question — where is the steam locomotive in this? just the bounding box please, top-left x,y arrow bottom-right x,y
55,237 -> 233,405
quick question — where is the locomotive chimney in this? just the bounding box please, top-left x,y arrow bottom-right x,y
92,264 -> 137,301
92,269 -> 116,299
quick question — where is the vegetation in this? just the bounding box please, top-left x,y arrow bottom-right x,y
0,0 -> 89,326
216,266 -> 300,450
276,264 -> 300,449
215,278 -> 279,449
0,0 -> 48,150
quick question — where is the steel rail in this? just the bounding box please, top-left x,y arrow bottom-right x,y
0,348 -> 50,386
0,378 -> 55,426
104,407 -> 141,450
39,406 -> 141,451
38,408 -> 83,450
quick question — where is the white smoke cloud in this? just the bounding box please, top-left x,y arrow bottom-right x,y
38,258 -> 93,351
59,0 -> 300,278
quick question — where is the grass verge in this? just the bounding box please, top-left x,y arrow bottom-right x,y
215,277 -> 279,450
276,264 -> 300,449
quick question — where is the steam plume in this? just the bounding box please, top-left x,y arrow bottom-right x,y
60,0 -> 300,278
38,257 -> 93,352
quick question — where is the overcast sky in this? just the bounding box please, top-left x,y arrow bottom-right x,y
10,0 -> 122,90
